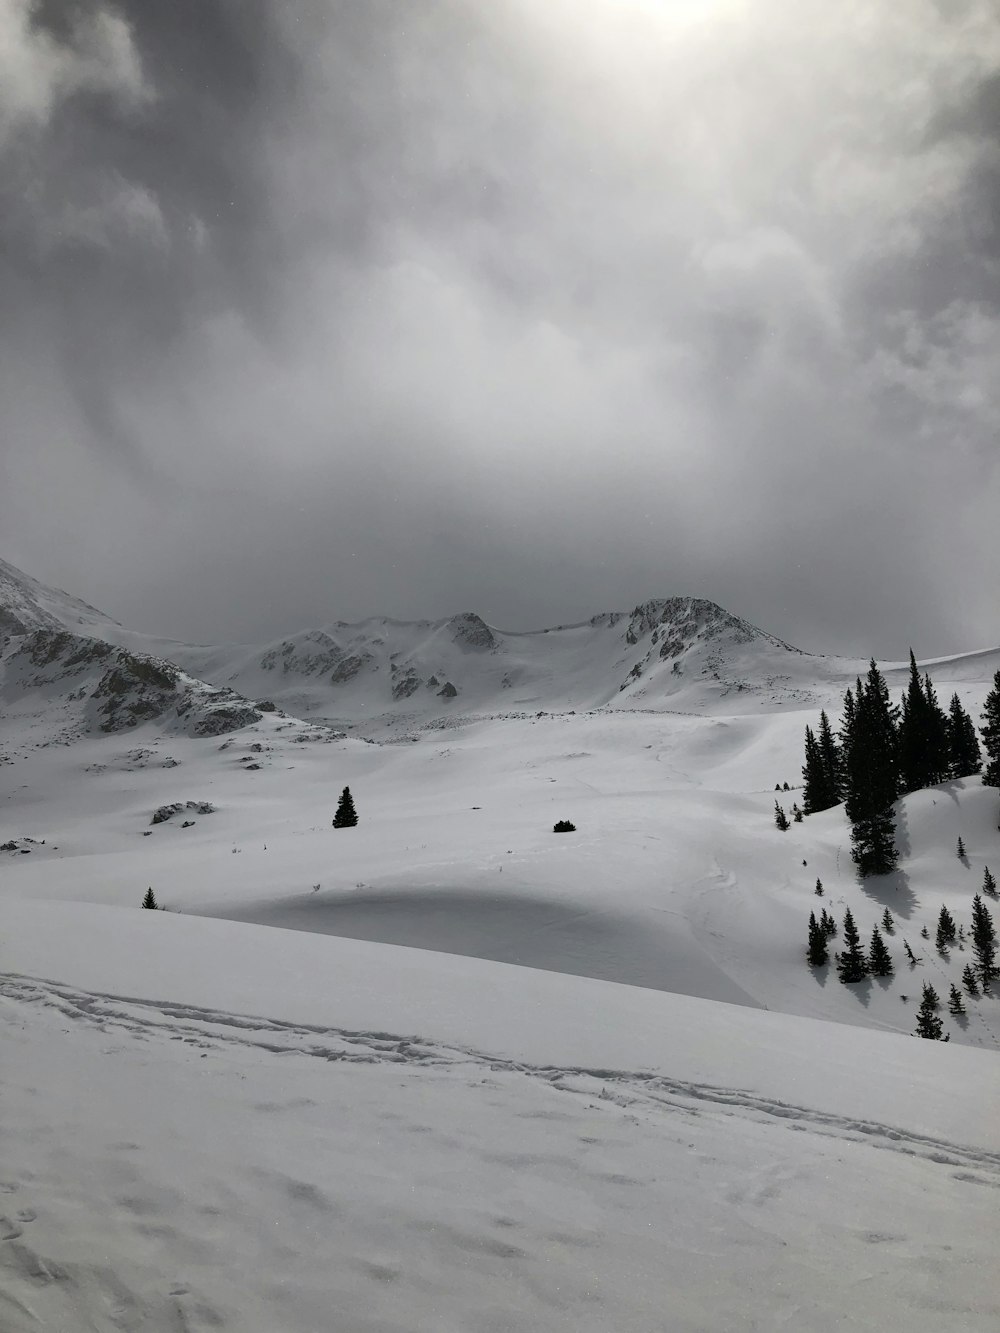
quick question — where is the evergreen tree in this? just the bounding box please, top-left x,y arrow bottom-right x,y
903,939 -> 918,966
898,651 -> 931,793
935,905 -> 957,951
946,693 -> 982,779
792,804 -> 803,823
142,887 -> 158,910
920,925 -> 929,939
820,908 -> 837,938
817,710 -> 842,803
332,786 -> 359,828
782,782 -> 790,791
837,908 -> 868,983
970,894 -> 998,991
838,685 -> 859,795
948,984 -> 966,1017
983,866 -> 997,899
915,985 -> 947,1040
881,907 -> 895,934
802,724 -> 839,815
843,661 -> 899,876
807,912 -> 829,966
774,801 -> 790,831
962,963 -> 980,998
923,674 -> 951,785
981,670 -> 1000,788
814,877 -> 824,896
868,924 -> 893,976
956,836 -> 966,860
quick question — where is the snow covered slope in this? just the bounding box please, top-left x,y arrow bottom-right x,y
0,556 -> 122,647
1,901 -> 998,1332
2,553 -> 1000,1329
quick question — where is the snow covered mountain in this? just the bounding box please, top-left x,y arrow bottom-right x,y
0,559 -> 265,744
0,556 -> 122,646
3,552 -> 1000,1329
2,554 -> 998,744
152,598 -> 826,724
0,558 -> 891,729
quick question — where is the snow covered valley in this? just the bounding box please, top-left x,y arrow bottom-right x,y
1,562 -> 999,1330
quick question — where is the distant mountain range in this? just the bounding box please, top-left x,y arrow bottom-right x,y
1,555 -> 996,741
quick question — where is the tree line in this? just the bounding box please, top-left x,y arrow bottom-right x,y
799,659 -> 1000,877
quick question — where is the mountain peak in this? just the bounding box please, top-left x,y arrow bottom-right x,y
446,612 -> 497,651
0,557 -> 119,645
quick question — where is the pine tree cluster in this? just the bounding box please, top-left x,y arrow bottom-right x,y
798,654 -> 989,879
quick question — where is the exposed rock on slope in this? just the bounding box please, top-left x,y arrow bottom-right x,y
2,628 -> 261,742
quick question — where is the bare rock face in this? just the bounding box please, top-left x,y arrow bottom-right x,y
391,665 -> 421,700
447,613 -> 496,651
437,681 -> 458,698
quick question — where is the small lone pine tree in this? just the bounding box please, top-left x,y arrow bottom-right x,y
820,908 -> 837,938
333,786 -> 358,828
947,984 -> 966,1017
903,939 -> 918,966
774,801 -> 790,831
792,804 -> 803,823
782,782 -> 790,791
814,877 -> 824,896
881,907 -> 895,934
920,925 -> 929,939
868,924 -> 893,977
807,912 -> 829,967
970,893 -> 998,991
935,905 -> 957,951
956,836 -> 966,860
915,985 -> 947,1040
142,887 -> 158,909
837,908 -> 868,983
962,963 -> 980,997
983,866 -> 997,899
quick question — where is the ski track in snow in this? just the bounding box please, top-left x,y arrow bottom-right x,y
5,971 -> 1000,1187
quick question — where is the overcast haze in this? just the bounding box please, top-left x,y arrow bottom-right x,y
2,0 -> 999,655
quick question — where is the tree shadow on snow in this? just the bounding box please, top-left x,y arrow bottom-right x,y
856,866 -> 917,920
841,976 -> 872,1008
809,961 -> 831,989
894,799 -> 911,859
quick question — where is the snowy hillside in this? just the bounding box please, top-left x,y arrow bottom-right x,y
2,555 -> 999,1329
0,556 -> 122,647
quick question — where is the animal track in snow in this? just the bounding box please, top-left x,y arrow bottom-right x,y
4,971 -> 1000,1184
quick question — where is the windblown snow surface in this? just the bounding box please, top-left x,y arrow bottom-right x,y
1,575 -> 999,1328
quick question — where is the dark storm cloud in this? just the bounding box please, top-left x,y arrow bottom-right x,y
2,0 -> 999,657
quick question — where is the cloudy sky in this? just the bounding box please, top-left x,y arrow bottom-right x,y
2,0 -> 998,655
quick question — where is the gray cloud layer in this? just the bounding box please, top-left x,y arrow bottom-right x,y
2,0 -> 999,655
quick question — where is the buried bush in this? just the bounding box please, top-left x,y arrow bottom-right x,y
553,820 -> 577,833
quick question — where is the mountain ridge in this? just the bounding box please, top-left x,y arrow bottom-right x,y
1,555 -> 997,733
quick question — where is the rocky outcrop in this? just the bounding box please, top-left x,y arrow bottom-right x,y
151,800 -> 216,826
447,612 -> 497,651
